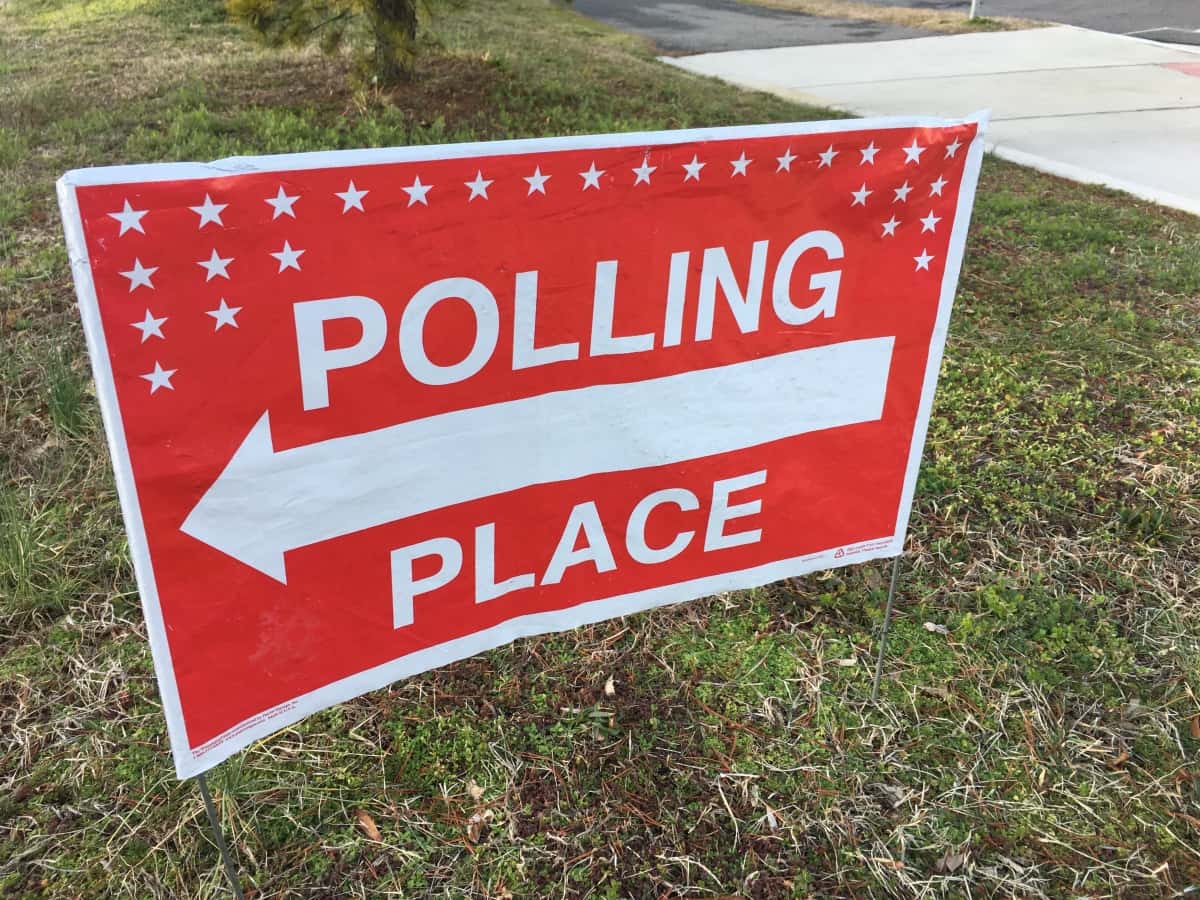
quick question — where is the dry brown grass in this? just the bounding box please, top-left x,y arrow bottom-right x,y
740,0 -> 1042,34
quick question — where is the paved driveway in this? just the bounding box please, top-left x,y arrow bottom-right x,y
572,0 -> 932,53
577,0 -> 1200,53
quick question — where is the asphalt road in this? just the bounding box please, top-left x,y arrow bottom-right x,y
574,0 -> 1200,54
571,0 -> 932,54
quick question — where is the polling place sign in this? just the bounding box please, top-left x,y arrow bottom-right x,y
59,114 -> 986,777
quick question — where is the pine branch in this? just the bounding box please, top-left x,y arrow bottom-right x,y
301,7 -> 355,37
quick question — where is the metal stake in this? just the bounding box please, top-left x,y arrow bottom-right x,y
197,772 -> 246,900
870,554 -> 903,702
968,0 -> 980,19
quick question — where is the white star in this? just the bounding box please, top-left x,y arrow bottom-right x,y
119,258 -> 157,292
881,216 -> 900,237
903,138 -> 926,164
189,194 -> 226,228
859,142 -> 879,165
270,240 -> 304,272
851,183 -> 872,206
914,249 -> 935,271
524,167 -> 551,196
776,148 -> 796,172
945,138 -> 963,159
206,298 -> 241,330
108,200 -> 147,236
335,181 -> 368,213
920,210 -> 942,233
141,361 -> 176,394
929,175 -> 949,197
465,170 -> 493,201
403,175 -> 432,207
632,158 -> 656,185
730,153 -> 751,177
198,249 -> 232,281
818,145 -> 838,168
682,155 -> 705,181
265,186 -> 299,220
893,181 -> 912,203
580,162 -> 605,190
130,309 -> 166,342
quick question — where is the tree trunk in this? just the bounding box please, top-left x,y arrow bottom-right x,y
372,0 -> 418,83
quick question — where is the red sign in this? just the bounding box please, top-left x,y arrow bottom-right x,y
59,115 -> 986,777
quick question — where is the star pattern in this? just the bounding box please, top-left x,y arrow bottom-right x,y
198,249 -> 233,282
109,200 -> 147,236
95,127 -> 967,399
265,186 -> 299,220
207,298 -> 242,330
141,361 -> 176,394
403,176 -> 432,207
190,194 -> 226,228
465,171 -> 493,200
270,240 -> 304,272
336,181 -> 368,213
524,167 -> 550,196
120,258 -> 157,292
131,309 -> 166,342
580,162 -> 604,191
405,175 -> 434,207
633,159 -> 656,185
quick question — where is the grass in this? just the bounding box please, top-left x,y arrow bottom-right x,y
1,0 -> 1199,897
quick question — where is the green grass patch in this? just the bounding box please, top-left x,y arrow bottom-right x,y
1,0 -> 1198,897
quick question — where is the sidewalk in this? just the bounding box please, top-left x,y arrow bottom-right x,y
666,26 -> 1200,215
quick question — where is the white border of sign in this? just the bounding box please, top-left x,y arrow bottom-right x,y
58,111 -> 989,779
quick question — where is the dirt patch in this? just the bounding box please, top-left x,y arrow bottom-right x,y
379,53 -> 506,125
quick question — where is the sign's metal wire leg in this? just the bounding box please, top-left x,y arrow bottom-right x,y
870,554 -> 903,702
197,772 -> 246,900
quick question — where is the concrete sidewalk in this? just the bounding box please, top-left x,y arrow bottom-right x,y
666,26 -> 1200,215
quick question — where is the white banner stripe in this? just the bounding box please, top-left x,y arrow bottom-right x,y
182,336 -> 894,582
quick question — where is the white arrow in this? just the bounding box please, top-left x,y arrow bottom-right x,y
181,336 -> 895,582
